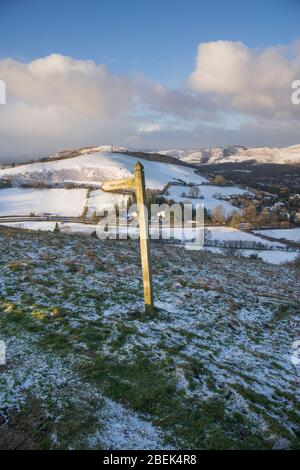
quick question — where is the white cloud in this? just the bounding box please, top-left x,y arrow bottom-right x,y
188,40 -> 300,115
137,122 -> 162,134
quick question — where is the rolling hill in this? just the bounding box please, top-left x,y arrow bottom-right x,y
0,226 -> 299,449
0,147 -> 252,218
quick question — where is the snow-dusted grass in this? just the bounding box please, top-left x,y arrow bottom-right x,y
166,185 -> 252,216
0,188 -> 87,217
0,152 -> 207,190
0,227 -> 299,449
254,228 -> 300,244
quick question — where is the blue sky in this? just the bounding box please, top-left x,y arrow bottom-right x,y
0,0 -> 300,159
1,0 -> 299,85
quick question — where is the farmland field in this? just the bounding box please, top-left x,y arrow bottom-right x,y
0,188 -> 87,217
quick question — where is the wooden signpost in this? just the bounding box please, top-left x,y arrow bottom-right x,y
102,162 -> 154,314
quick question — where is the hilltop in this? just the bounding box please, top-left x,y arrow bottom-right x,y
0,147 -> 252,220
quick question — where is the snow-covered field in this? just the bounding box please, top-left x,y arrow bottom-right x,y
159,144 -> 300,165
256,250 -> 299,264
1,150 -> 263,221
0,221 -> 98,235
0,151 -> 207,190
166,185 -> 252,216
203,227 -> 298,265
0,227 -> 299,449
204,246 -> 299,265
0,221 -> 57,231
0,221 -> 279,245
254,228 -> 300,243
0,188 -> 87,217
86,190 -> 128,216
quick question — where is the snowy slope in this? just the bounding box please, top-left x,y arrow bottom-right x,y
159,144 -> 300,166
0,151 -> 207,190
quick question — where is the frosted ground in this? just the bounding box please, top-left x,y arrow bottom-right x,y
205,226 -> 284,247
0,188 -> 87,217
0,226 -> 299,449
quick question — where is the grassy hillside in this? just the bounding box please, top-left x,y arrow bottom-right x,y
0,227 -> 299,449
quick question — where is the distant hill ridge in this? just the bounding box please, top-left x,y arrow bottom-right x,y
157,144 -> 300,166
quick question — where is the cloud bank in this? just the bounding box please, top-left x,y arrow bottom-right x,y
0,42 -> 300,162
188,40 -> 300,116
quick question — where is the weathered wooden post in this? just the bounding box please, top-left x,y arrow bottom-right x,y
134,162 -> 154,314
101,161 -> 154,314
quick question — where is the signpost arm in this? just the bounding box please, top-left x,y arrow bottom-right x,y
134,162 -> 154,314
